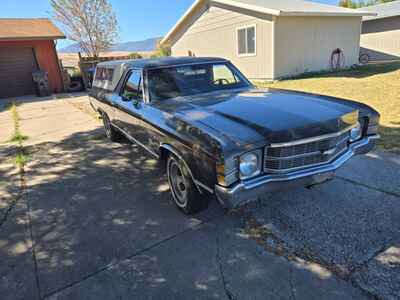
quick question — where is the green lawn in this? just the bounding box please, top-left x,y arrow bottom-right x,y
258,62 -> 400,153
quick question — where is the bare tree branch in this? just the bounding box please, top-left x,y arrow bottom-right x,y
50,0 -> 119,57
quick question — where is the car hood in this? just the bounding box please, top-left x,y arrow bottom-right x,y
163,88 -> 359,147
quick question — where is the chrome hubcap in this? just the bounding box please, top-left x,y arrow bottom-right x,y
169,161 -> 188,207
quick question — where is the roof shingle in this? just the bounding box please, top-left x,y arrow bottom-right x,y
0,18 -> 65,40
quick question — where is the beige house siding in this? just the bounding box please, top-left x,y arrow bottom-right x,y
171,5 -> 274,80
360,16 -> 400,61
274,16 -> 362,79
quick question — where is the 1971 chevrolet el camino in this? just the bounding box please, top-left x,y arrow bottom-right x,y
89,57 -> 380,214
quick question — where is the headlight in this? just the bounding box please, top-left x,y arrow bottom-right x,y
239,150 -> 262,180
350,122 -> 362,142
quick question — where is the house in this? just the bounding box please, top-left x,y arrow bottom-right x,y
358,1 -> 400,62
161,0 -> 375,80
0,18 -> 65,99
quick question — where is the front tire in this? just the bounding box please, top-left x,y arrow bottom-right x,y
102,113 -> 123,142
167,155 -> 208,214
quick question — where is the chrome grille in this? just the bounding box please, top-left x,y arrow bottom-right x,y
264,131 -> 350,173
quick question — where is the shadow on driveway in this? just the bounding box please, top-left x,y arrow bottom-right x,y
2,124 -> 398,300
22,129 -> 223,297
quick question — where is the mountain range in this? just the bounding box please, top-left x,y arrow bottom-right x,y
58,37 -> 162,53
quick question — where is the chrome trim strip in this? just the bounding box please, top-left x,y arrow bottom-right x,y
369,134 -> 381,140
264,145 -> 348,174
194,180 -> 215,194
111,123 -> 160,158
266,149 -> 330,161
247,138 -> 370,189
268,124 -> 357,148
266,135 -> 350,161
112,124 -> 215,195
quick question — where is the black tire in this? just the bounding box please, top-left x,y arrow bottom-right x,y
167,154 -> 208,214
359,53 -> 370,65
68,81 -> 83,92
102,113 -> 124,142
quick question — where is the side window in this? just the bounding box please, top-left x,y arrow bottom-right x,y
213,64 -> 238,85
237,25 -> 256,56
122,71 -> 143,100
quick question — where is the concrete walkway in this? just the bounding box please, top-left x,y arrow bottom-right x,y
0,95 -> 399,300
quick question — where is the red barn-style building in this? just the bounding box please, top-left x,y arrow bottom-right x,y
0,18 -> 65,98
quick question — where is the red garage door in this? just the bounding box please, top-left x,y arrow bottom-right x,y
0,47 -> 38,99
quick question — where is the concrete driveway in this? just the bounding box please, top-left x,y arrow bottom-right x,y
0,95 -> 399,300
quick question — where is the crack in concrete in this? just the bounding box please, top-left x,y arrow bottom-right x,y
215,232 -> 237,300
346,241 -> 397,300
24,174 -> 43,300
349,242 -> 392,276
289,268 -> 297,300
4,103 -> 43,299
337,176 -> 400,198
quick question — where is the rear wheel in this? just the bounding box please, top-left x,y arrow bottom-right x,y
167,154 -> 208,214
102,113 -> 123,142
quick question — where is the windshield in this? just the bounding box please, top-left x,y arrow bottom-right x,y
147,62 -> 251,101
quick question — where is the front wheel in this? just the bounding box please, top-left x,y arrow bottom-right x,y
167,155 -> 208,214
102,113 -> 124,142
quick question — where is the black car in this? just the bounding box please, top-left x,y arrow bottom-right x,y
89,57 -> 380,214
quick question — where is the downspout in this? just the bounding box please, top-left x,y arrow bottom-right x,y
271,16 -> 277,81
357,16 -> 363,64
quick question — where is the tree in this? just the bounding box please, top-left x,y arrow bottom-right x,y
339,0 -> 395,8
128,52 -> 143,59
151,41 -> 171,58
50,0 -> 119,57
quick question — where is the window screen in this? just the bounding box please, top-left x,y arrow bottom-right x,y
238,28 -> 247,55
237,26 -> 256,56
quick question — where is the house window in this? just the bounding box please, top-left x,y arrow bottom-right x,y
237,25 -> 256,57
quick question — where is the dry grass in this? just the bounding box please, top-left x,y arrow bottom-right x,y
258,62 -> 400,153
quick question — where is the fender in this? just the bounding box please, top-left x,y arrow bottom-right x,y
160,144 -> 214,195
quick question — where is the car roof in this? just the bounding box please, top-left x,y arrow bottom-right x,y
96,56 -> 228,70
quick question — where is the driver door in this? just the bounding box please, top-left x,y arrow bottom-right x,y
114,70 -> 146,144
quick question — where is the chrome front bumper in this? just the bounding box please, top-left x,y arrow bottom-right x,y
215,135 -> 379,208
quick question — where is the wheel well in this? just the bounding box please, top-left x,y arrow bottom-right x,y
97,109 -> 105,119
159,146 -> 171,174
159,144 -> 206,194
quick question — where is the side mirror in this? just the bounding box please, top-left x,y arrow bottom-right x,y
132,99 -> 141,109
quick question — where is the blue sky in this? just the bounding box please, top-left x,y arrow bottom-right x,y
1,0 -> 339,48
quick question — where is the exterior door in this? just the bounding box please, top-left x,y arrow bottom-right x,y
0,47 -> 38,98
115,70 -> 149,146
